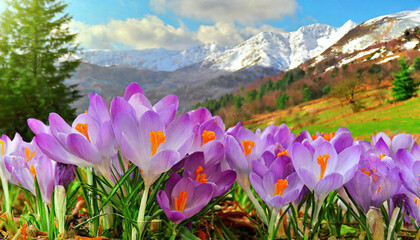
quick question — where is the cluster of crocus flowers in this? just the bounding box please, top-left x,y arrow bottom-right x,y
1,81 -> 420,240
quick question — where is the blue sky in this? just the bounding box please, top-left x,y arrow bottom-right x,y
1,0 -> 419,50
67,0 -> 420,31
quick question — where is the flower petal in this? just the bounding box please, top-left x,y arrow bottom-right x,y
314,173 -> 343,197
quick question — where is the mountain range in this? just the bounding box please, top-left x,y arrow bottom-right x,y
70,10 -> 420,112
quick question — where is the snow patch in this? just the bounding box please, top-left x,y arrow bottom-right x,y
402,40 -> 419,50
338,48 -> 379,67
378,55 -> 400,64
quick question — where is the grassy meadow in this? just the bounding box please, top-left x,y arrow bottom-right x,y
244,88 -> 420,141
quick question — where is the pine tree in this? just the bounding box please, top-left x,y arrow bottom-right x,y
0,0 -> 80,140
276,94 -> 289,110
392,58 -> 419,101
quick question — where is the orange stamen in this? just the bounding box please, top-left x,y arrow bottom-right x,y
361,168 -> 371,176
202,130 -> 216,146
277,150 -> 289,157
311,134 -> 318,141
322,132 -> 336,141
25,147 -> 35,162
140,169 -> 144,174
0,139 -> 4,156
376,154 -> 386,160
373,178 -> 378,181
317,154 -> 330,179
414,198 -> 419,204
371,169 -> 376,173
75,123 -> 90,142
376,186 -> 381,195
29,164 -> 36,178
195,166 -> 208,183
242,140 -> 256,156
149,131 -> 166,157
274,179 -> 288,196
84,110 -> 88,113
174,191 -> 188,213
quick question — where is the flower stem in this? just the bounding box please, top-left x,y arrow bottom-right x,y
54,185 -> 67,234
134,184 -> 150,239
1,177 -> 10,217
387,206 -> 400,240
169,226 -> 177,240
268,208 -> 278,240
243,187 -> 268,225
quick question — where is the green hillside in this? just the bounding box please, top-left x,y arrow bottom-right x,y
244,88 -> 420,140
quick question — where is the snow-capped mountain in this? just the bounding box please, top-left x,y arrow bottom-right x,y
80,43 -> 228,71
79,21 -> 357,72
336,10 -> 420,54
78,10 -> 420,73
205,20 -> 357,71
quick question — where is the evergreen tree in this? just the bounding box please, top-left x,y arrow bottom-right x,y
302,88 -> 313,102
392,58 -> 419,101
0,0 -> 80,139
233,95 -> 243,109
276,94 -> 289,110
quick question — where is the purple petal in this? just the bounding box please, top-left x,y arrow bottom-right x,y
88,93 -> 110,124
330,131 -> 353,153
153,95 -> 179,127
252,160 -> 269,178
375,138 -> 390,156
157,190 -> 187,223
146,150 -> 180,185
161,113 -> 193,156
183,152 -> 205,180
67,134 -> 102,164
390,134 -> 414,157
201,141 -> 225,165
48,113 -> 72,135
72,113 -> 99,144
183,183 -> 213,219
165,173 -> 182,195
296,168 -> 318,191
291,142 -> 314,174
123,82 -> 143,100
345,171 -> 371,213
225,135 -> 248,173
250,173 -> 267,201
314,173 -> 343,197
189,108 -> 212,125
128,93 -> 152,121
213,170 -> 236,197
336,145 -> 361,183
313,140 -> 338,177
34,133 -> 81,165
27,118 -> 49,134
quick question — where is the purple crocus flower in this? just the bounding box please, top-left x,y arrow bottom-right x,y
290,137 -> 361,201
157,173 -> 213,224
110,96 -> 193,187
345,153 -> 401,213
182,152 -> 236,198
28,92 -> 117,179
371,132 -> 416,158
0,134 -> 21,185
250,155 -> 304,209
395,149 -> 420,198
4,138 -> 75,204
225,122 -> 275,187
308,127 -> 354,154
187,107 -> 226,153
391,186 -> 420,225
121,83 -> 178,128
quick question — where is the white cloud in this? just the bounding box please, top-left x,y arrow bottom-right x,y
197,22 -> 283,46
150,0 -> 298,25
70,15 -> 199,50
71,15 -> 285,50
